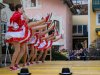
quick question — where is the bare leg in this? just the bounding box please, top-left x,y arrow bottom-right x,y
42,33 -> 54,40
28,14 -> 51,28
27,45 -> 34,62
23,44 -> 28,66
28,19 -> 46,28
40,24 -> 54,35
23,50 -> 27,66
32,24 -> 47,30
48,36 -> 56,41
15,43 -> 26,65
41,35 -> 62,62
53,37 -> 61,42
10,42 -> 20,67
30,48 -> 37,62
36,50 -> 44,62
42,49 -> 48,62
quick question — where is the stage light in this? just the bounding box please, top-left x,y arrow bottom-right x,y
18,68 -> 31,75
59,68 -> 72,75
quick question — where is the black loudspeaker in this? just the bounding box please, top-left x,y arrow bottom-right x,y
59,68 -> 72,75
18,68 -> 31,75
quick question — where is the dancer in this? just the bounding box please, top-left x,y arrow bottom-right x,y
41,34 -> 63,63
26,23 -> 55,65
5,4 -> 51,70
35,23 -> 62,63
13,15 -> 51,68
24,24 -> 48,66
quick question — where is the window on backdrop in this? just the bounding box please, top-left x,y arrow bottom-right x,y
21,0 -> 39,8
78,25 -> 82,33
48,20 -> 60,35
54,20 -> 60,32
3,0 -> 20,5
73,25 -> 88,36
31,0 -> 36,7
73,25 -> 77,34
73,25 -> 83,35
96,12 -> 100,25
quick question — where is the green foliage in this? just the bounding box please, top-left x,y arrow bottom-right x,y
52,51 -> 67,60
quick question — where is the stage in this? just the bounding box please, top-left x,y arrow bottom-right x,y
0,61 -> 100,75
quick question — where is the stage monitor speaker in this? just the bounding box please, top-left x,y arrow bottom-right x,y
59,68 -> 72,75
18,68 -> 31,75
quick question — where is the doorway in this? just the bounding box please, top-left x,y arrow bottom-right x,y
73,37 -> 88,50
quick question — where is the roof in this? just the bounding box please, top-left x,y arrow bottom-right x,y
63,0 -> 78,14
63,0 -> 88,15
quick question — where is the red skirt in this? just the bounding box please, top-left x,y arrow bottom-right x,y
5,24 -> 31,43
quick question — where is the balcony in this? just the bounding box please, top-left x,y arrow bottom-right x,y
63,0 -> 78,14
96,28 -> 100,33
92,0 -> 100,12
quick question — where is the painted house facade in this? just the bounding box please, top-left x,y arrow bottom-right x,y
22,0 -> 73,50
72,0 -> 88,50
0,0 -> 73,50
89,0 -> 100,48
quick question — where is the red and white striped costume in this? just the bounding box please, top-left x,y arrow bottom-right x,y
28,33 -> 38,45
45,40 -> 53,50
5,11 -> 31,43
37,40 -> 48,51
32,32 -> 41,49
